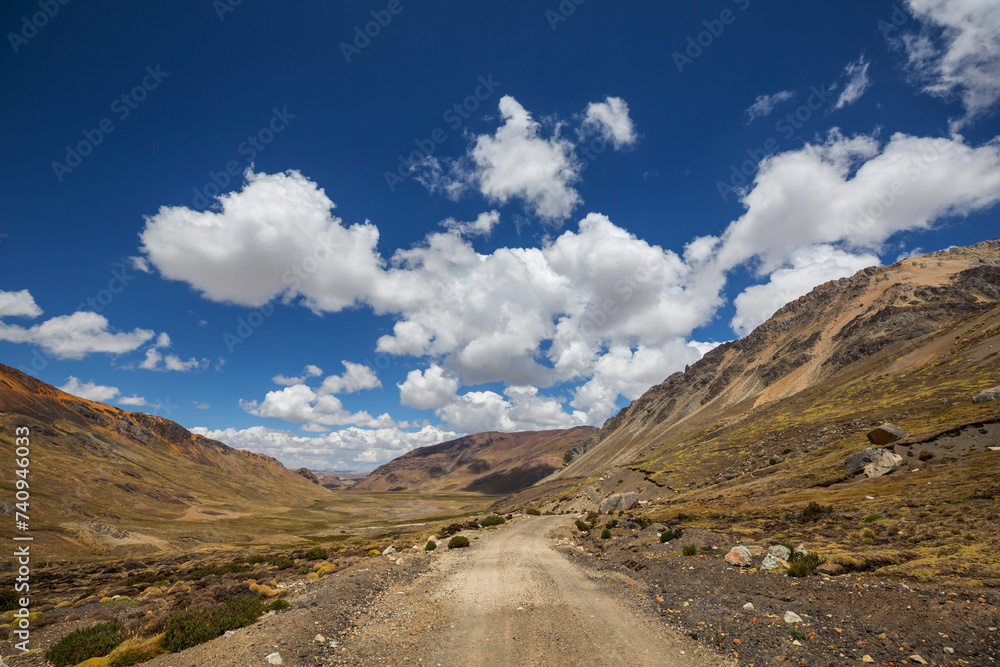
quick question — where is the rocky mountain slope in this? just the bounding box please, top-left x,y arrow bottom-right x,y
0,364 -> 331,562
353,427 -> 596,494
552,239 -> 1000,486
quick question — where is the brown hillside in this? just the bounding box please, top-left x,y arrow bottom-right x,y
354,427 -> 596,494
0,364 -> 331,562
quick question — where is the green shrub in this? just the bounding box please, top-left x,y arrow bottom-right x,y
797,501 -> 832,523
787,551 -> 826,577
266,555 -> 294,570
187,562 -> 251,579
575,519 -> 590,532
424,540 -> 437,551
682,545 -> 698,556
525,507 -> 541,516
246,555 -> 267,565
863,514 -> 882,523
790,629 -> 806,640
586,511 -> 598,524
45,619 -> 125,666
448,536 -> 470,549
267,599 -> 291,611
659,530 -> 674,543
918,449 -> 934,461
600,528 -> 612,539
304,546 -> 328,560
480,515 -> 506,527
106,637 -> 166,667
0,589 -> 19,613
163,595 -> 271,653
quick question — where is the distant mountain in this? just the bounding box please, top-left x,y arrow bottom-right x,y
353,427 -> 597,494
526,238 -> 1000,509
0,364 -> 331,561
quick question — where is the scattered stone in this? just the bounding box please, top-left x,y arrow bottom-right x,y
943,647 -> 955,654
599,492 -> 639,514
862,655 -> 875,663
783,611 -> 803,624
724,546 -> 753,567
382,546 -> 396,556
973,386 -> 1000,404
909,656 -> 928,665
224,630 -> 236,638
743,602 -> 754,612
761,554 -> 789,571
768,545 -> 791,561
793,544 -> 807,557
265,652 -> 282,665
314,634 -> 326,643
816,562 -> 846,576
867,422 -> 909,445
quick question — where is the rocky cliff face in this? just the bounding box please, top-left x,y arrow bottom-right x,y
556,239 -> 1000,483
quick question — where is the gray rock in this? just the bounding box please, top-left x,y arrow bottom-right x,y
266,653 -> 283,665
743,602 -> 754,612
794,543 -> 808,557
973,386 -> 1000,404
768,545 -> 791,561
783,611 -> 803,624
867,422 -> 909,446
761,554 -> 787,571
846,447 -> 903,478
381,546 -> 396,556
599,492 -> 639,514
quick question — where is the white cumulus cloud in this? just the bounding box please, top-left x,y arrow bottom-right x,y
746,90 -> 796,122
59,376 -> 120,402
581,96 -> 637,148
900,0 -> 1000,128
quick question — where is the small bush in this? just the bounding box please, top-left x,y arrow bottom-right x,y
45,619 -> 124,666
659,530 -> 674,543
863,514 -> 882,523
797,501 -> 832,523
106,636 -> 166,667
266,555 -> 294,570
163,595 -> 271,653
575,519 -> 590,532
787,551 -> 826,577
525,507 -> 541,516
480,515 -> 506,527
861,527 -> 875,539
424,540 -> 437,551
918,449 -> 934,461
600,528 -> 612,539
268,599 -> 291,611
303,546 -> 328,560
187,562 -> 251,579
586,511 -> 598,524
789,629 -> 806,641
448,536 -> 470,549
0,589 -> 19,613
682,545 -> 698,556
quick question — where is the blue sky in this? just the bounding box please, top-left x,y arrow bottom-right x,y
2,1 -> 999,471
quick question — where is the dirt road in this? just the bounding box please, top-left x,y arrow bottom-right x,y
341,515 -> 722,666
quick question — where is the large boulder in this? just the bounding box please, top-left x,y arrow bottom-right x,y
973,385 -> 1000,404
867,423 -> 909,446
846,448 -> 903,478
761,553 -> 789,571
724,546 -> 753,567
599,492 -> 638,514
